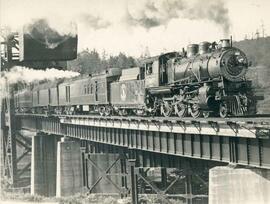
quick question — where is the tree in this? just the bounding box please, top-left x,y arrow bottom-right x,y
68,49 -> 137,74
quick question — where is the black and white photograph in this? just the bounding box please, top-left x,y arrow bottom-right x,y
1,0 -> 270,203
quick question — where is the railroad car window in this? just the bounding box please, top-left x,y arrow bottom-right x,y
84,85 -> 87,95
95,81 -> 98,91
37,91 -> 40,104
65,86 -> 70,102
68,86 -> 70,102
90,84 -> 93,94
87,84 -> 90,94
48,89 -> 51,104
95,81 -> 98,101
66,87 -> 68,102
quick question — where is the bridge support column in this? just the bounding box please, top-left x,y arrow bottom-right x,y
56,137 -> 83,197
31,133 -> 59,196
129,159 -> 138,204
209,166 -> 270,204
161,167 -> 167,189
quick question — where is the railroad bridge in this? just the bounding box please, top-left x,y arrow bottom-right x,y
1,29 -> 270,203
2,110 -> 270,203
17,114 -> 270,168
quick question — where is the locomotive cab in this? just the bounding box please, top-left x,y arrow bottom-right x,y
143,52 -> 178,88
143,57 -> 159,88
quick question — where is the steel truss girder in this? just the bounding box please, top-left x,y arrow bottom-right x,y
17,114 -> 270,138
16,114 -> 270,169
1,94 -> 17,186
1,99 -> 32,187
1,129 -> 32,187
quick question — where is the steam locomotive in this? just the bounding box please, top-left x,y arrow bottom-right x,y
14,39 -> 255,118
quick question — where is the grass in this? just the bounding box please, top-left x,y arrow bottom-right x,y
1,191 -> 188,204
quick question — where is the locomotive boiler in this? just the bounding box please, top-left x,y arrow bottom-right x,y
169,40 -> 248,83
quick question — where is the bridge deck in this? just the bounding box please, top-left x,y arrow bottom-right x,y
15,113 -> 270,138
15,113 -> 270,169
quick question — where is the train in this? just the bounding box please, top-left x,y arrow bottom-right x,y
14,39 -> 256,118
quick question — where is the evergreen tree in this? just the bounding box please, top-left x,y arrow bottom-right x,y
67,49 -> 137,74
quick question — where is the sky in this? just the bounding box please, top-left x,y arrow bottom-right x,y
0,0 -> 269,57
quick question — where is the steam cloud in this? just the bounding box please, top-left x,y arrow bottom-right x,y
1,66 -> 79,85
79,14 -> 111,30
0,67 -> 79,97
3,0 -> 231,35
126,0 -> 230,34
1,0 -> 233,56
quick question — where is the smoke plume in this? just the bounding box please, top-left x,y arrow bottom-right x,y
1,66 -> 79,85
24,19 -> 77,49
2,0 -> 231,35
79,14 -> 111,30
1,0 -> 233,56
126,0 -> 230,34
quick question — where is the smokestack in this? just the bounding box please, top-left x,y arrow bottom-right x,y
220,39 -> 231,49
187,44 -> 199,57
199,42 -> 210,55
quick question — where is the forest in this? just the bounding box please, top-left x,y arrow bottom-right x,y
68,37 -> 270,75
67,49 -> 137,74
234,36 -> 270,67
235,37 -> 270,113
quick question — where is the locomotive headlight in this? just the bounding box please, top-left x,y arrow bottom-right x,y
237,56 -> 244,63
220,48 -> 248,82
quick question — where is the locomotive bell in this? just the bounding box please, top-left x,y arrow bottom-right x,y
199,42 -> 210,54
220,39 -> 231,48
187,44 -> 199,57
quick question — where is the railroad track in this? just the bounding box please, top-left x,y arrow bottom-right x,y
15,113 -> 270,124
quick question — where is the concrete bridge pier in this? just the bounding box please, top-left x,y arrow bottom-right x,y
209,166 -> 270,204
56,137 -> 83,197
31,133 -> 60,196
31,134 -> 84,197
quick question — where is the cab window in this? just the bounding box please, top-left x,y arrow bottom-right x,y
146,63 -> 153,75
